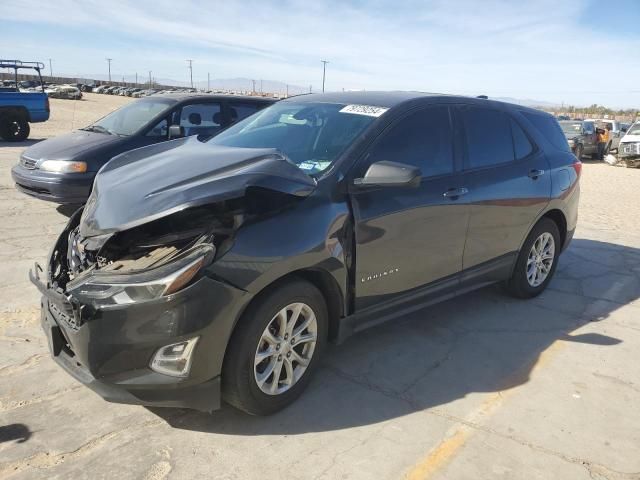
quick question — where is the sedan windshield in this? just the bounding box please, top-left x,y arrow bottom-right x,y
86,99 -> 172,136
559,121 -> 583,135
209,102 -> 379,175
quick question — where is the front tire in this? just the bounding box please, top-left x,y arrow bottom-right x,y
505,218 -> 560,299
222,279 -> 328,415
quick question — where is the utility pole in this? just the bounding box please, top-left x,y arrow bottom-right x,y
321,60 -> 329,92
252,79 -> 256,93
260,79 -> 263,94
207,72 -> 210,90
135,72 -> 138,85
148,71 -> 152,87
106,58 -> 112,83
48,58 -> 53,78
186,59 -> 193,88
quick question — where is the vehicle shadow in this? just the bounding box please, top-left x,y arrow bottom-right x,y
149,237 -> 638,434
0,139 -> 45,147
0,424 -> 32,444
56,204 -> 83,218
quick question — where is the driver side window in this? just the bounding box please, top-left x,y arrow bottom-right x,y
364,106 -> 454,178
583,122 -> 595,135
146,118 -> 168,138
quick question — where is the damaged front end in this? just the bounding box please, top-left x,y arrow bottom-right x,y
31,142 -> 318,411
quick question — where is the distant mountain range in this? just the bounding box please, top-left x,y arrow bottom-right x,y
60,73 -> 563,107
493,97 -> 561,108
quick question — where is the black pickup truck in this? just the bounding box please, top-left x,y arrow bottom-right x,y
559,120 -> 598,160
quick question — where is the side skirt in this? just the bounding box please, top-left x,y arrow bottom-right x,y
335,252 -> 517,344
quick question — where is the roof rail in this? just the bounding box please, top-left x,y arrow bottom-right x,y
0,60 -> 45,70
476,95 -> 488,99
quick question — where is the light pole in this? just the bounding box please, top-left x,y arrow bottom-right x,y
106,58 -> 112,83
135,72 -> 138,85
186,59 -> 193,88
252,79 -> 256,93
48,58 -> 53,78
207,72 -> 210,91
321,60 -> 329,92
148,71 -> 152,87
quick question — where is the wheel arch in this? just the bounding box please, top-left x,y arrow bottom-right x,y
0,105 -> 30,122
541,209 -> 567,248
514,207 -> 568,273
222,266 -> 346,366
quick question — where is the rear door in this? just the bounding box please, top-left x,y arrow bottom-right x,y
457,104 -> 551,284
350,105 -> 470,311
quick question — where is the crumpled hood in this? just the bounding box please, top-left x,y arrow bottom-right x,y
22,130 -> 122,162
79,136 -> 317,238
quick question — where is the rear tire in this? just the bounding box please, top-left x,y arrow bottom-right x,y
0,114 -> 30,142
222,278 -> 328,415
505,218 -> 561,299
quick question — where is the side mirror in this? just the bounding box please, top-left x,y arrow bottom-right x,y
354,161 -> 421,188
168,124 -> 184,139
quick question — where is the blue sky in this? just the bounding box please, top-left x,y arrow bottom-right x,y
2,0 -> 639,108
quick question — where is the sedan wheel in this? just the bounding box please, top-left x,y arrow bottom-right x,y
254,302 -> 318,395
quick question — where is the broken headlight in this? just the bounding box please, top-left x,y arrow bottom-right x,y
66,247 -> 212,306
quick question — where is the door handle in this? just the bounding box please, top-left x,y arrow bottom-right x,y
443,187 -> 469,198
528,169 -> 545,179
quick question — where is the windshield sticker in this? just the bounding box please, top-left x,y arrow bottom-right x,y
298,161 -> 332,171
299,161 -> 318,170
340,104 -> 388,117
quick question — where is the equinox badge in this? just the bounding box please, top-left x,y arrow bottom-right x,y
361,268 -> 399,283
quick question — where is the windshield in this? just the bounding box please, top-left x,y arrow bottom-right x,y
626,123 -> 640,136
86,99 -> 172,136
209,102 -> 379,175
559,121 -> 583,135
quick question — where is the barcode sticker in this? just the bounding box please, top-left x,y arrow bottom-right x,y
339,104 -> 388,117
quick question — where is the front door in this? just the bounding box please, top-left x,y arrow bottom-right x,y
350,105 -> 470,311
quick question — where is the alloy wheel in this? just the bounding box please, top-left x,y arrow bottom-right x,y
526,232 -> 555,287
254,302 -> 318,395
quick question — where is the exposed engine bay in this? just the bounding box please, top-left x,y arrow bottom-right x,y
49,187 -> 303,295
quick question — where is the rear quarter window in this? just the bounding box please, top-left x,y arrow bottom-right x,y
521,111 -> 570,152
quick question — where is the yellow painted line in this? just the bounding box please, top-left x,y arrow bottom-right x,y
404,340 -> 567,480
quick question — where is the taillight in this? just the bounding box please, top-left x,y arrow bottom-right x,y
572,159 -> 582,177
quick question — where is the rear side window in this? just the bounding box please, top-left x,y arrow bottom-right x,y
367,106 -> 454,178
521,111 -> 570,152
461,107 -> 514,169
511,119 -> 534,160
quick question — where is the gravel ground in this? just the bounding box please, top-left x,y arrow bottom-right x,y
0,94 -> 639,480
